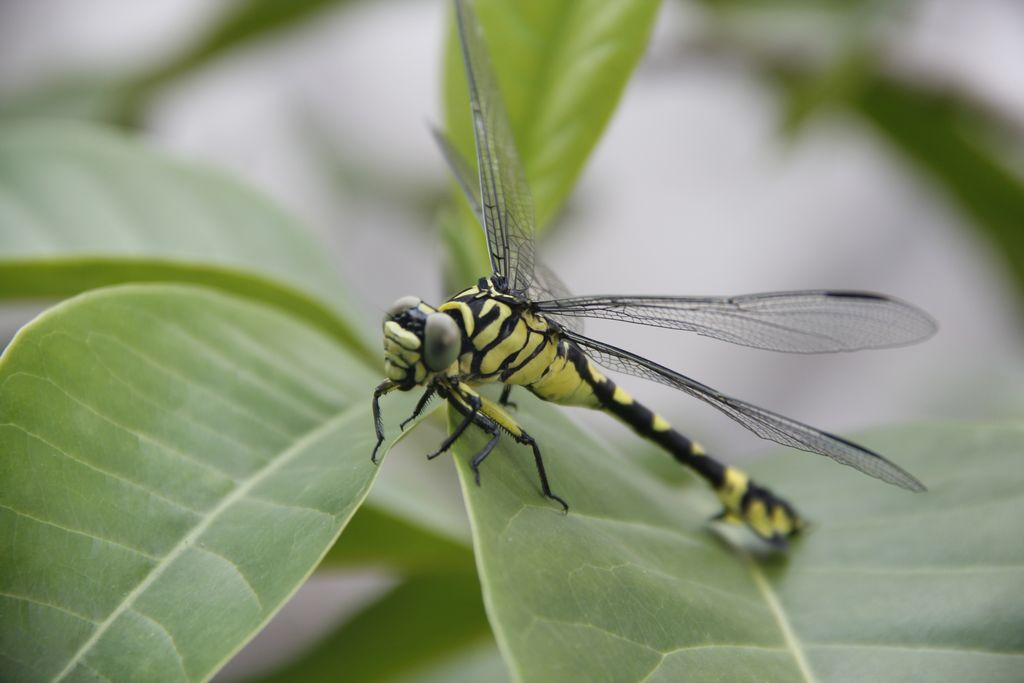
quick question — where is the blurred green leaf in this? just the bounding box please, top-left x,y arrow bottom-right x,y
695,4 -> 1024,300
115,0 -> 360,124
0,80 -> 131,124
0,120 -> 374,359
0,1 -> 360,126
851,78 -> 1024,295
390,642 -> 511,683
452,395 -> 1024,682
254,572 -> 498,683
322,503 -> 474,573
779,48 -> 873,137
441,0 -> 661,282
0,284 -> 409,682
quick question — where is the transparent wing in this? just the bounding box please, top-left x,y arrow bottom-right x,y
564,330 -> 926,491
529,262 -> 583,333
538,291 -> 936,353
434,125 -> 572,328
431,126 -> 482,221
453,0 -> 536,293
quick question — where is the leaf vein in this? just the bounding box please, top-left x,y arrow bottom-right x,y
0,590 -> 98,624
129,607 -> 188,679
2,421 -> 205,516
84,330 -> 293,455
246,495 -> 337,523
639,643 -> 789,683
106,303 -> 330,425
746,556 -> 817,683
192,546 -> 263,610
0,503 -> 159,561
51,405 -> 359,682
81,662 -> 114,683
8,371 -> 239,482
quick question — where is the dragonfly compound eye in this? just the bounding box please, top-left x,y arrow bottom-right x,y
386,295 -> 422,319
423,313 -> 460,371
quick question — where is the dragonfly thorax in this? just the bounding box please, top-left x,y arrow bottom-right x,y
382,295 -> 461,389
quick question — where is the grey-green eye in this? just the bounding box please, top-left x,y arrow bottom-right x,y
386,295 -> 421,318
423,313 -> 460,371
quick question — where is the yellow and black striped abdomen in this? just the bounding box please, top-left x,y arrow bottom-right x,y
530,336 -> 802,545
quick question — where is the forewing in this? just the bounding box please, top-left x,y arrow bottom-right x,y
529,262 -> 583,333
538,291 -> 936,353
453,0 -> 537,293
431,125 -> 483,221
564,330 -> 926,491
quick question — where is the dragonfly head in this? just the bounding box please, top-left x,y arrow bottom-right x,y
382,296 -> 461,389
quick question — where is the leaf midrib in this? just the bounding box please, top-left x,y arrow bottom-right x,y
745,554 -> 817,683
52,403 -> 362,681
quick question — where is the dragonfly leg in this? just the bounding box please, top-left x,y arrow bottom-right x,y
469,422 -> 501,486
401,386 -> 437,431
440,383 -> 567,509
441,386 -> 500,478
516,430 -> 568,513
370,380 -> 398,464
428,393 -> 480,460
498,384 -> 517,409
471,387 -> 568,511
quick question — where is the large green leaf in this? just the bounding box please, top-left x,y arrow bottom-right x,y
453,397 -> 1024,682
0,284 -> 407,682
442,0 -> 661,281
0,121 -> 373,358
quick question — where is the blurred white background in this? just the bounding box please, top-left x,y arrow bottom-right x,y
2,0 -> 1022,677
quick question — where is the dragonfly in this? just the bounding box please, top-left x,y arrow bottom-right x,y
371,0 -> 936,547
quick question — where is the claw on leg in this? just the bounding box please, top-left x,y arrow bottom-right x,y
427,394 -> 480,460
470,429 -> 500,486
401,386 -> 436,432
498,384 -> 517,410
370,380 -> 397,465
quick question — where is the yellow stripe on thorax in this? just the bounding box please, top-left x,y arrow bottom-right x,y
438,301 -> 475,337
480,319 -> 530,375
501,332 -> 551,384
472,299 -> 512,347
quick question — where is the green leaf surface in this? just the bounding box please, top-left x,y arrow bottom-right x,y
0,284 -> 401,682
254,571 -> 497,683
0,121 -> 373,358
442,0 -> 661,233
453,397 -> 1024,682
